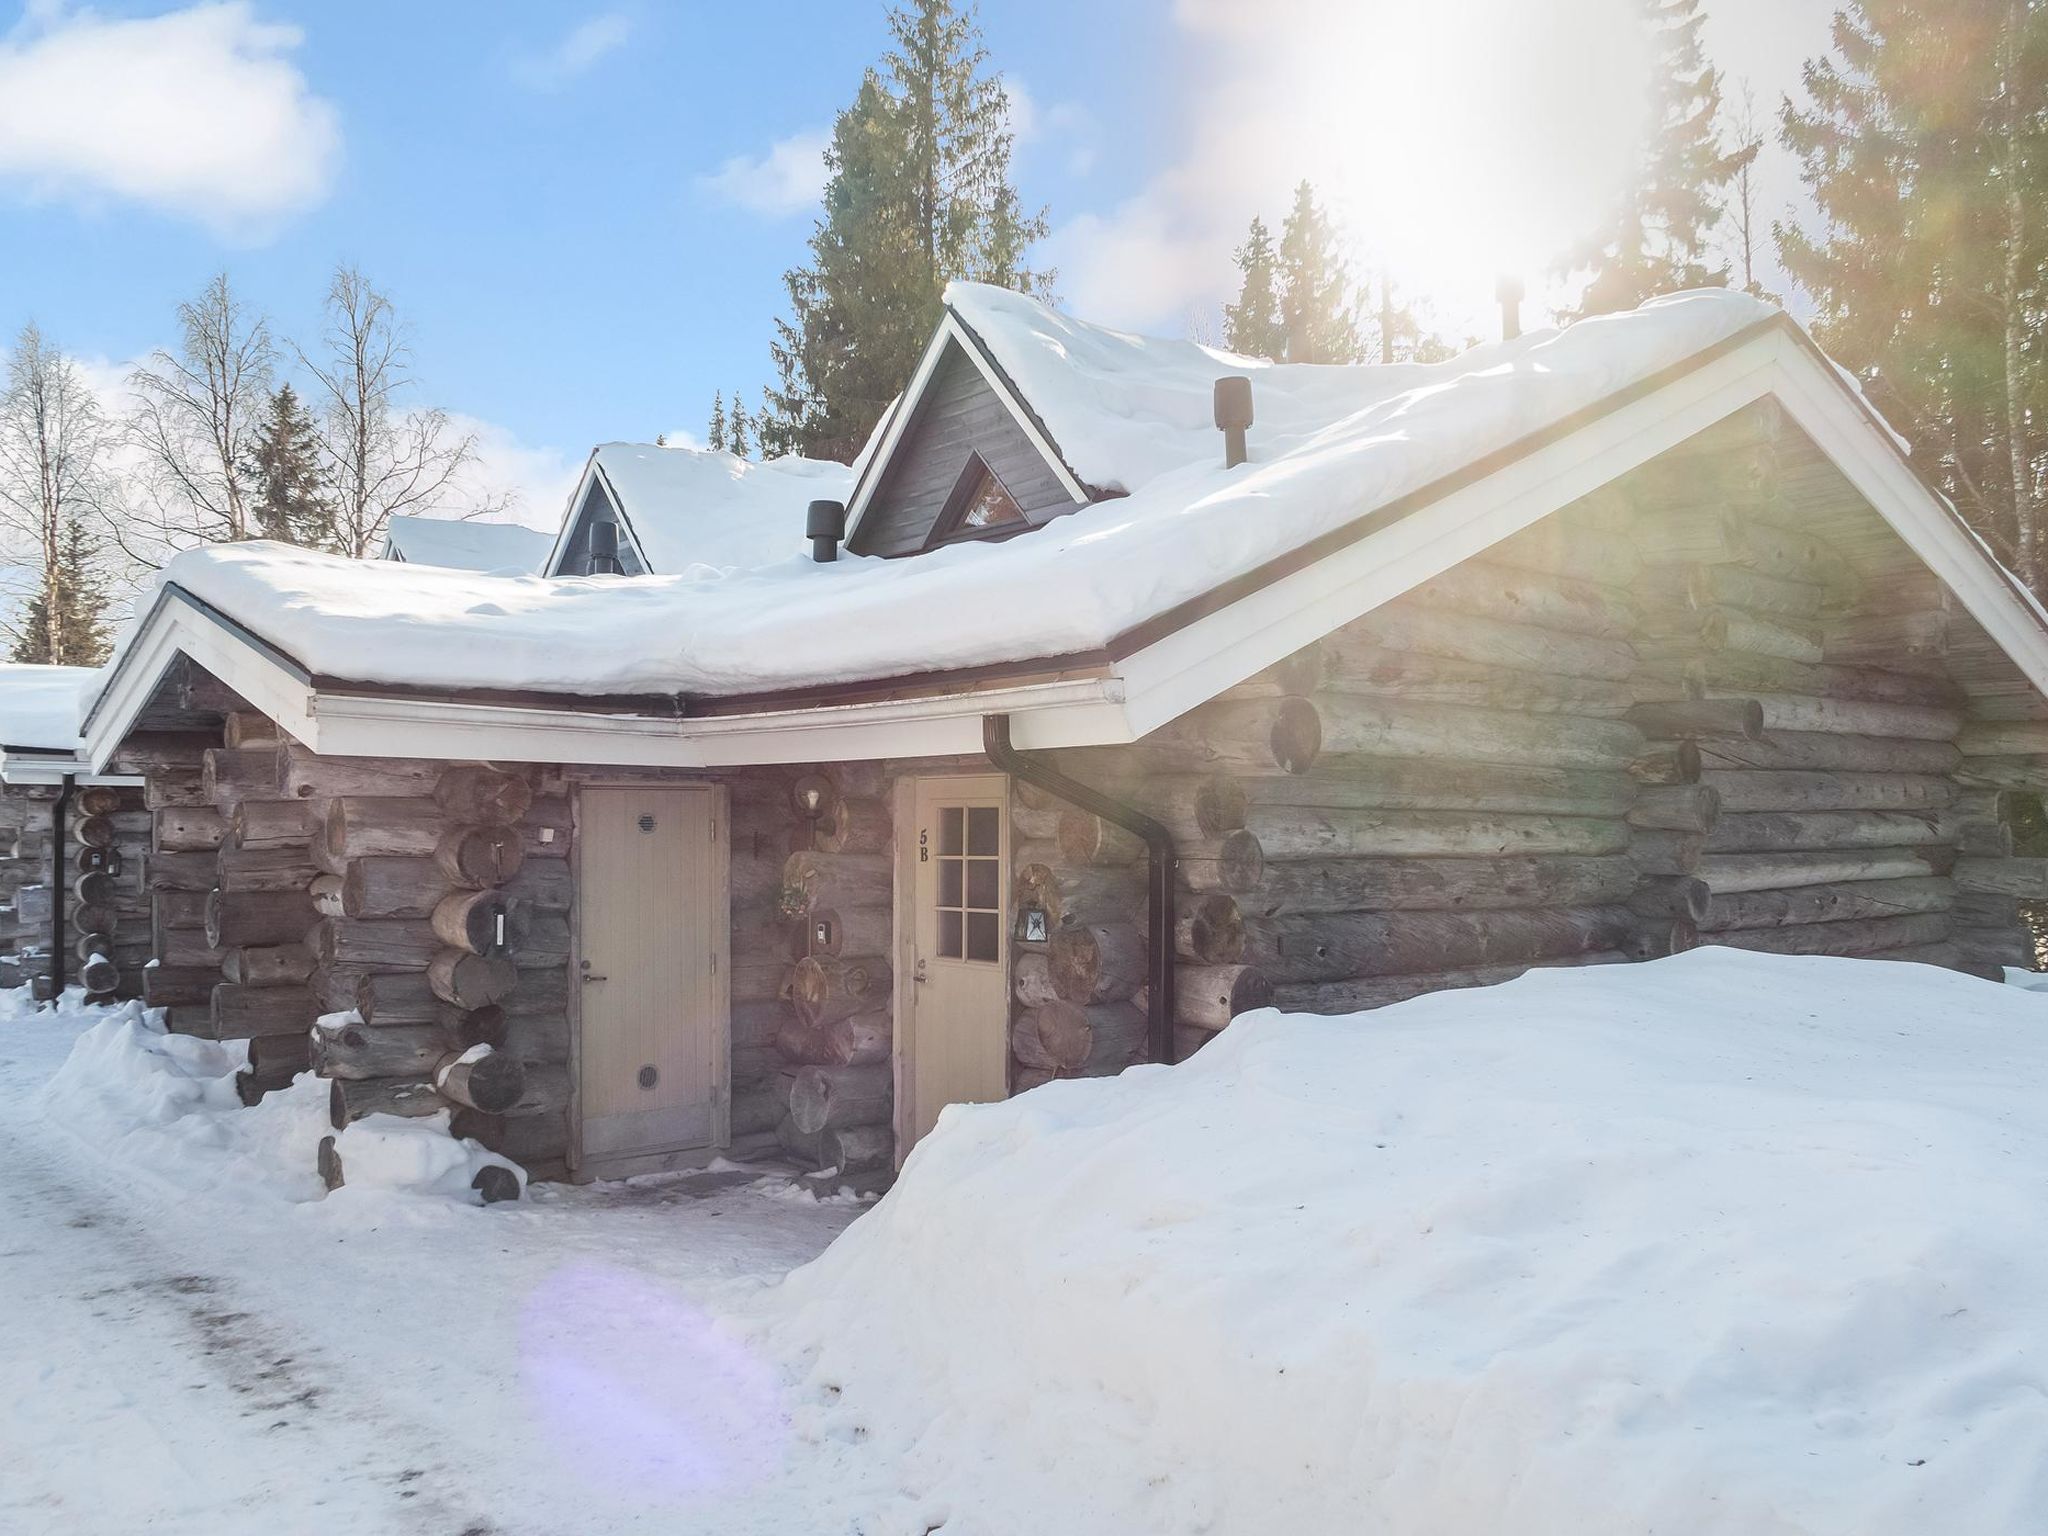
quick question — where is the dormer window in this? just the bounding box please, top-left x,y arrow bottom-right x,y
927,453 -> 1027,548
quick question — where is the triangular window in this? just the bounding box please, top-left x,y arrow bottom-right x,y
928,453 -> 1027,547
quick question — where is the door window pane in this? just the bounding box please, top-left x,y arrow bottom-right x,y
939,858 -> 964,907
966,858 -> 998,908
939,806 -> 964,856
968,806 -> 1000,855
938,909 -> 963,960
966,911 -> 1000,962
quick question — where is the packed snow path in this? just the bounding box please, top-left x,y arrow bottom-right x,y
0,997 -> 867,1535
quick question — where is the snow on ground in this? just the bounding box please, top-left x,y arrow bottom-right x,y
773,947 -> 2048,1535
3,950 -> 2045,1534
114,288 -> 1776,700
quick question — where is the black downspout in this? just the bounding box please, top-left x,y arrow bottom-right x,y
50,774 -> 73,996
983,716 -> 1178,1066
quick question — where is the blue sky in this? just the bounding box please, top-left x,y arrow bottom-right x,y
0,0 -> 1834,526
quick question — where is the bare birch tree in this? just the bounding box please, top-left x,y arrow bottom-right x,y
1725,83 -> 1770,300
300,265 -> 499,557
122,272 -> 275,562
0,324 -> 115,664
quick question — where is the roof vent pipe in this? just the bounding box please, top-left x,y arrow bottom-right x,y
1495,272 -> 1525,342
586,519 -> 622,575
1214,376 -> 1253,469
807,499 -> 847,563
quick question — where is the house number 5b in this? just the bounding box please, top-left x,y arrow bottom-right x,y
919,827 -> 929,862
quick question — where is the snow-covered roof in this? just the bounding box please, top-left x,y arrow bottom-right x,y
570,444 -> 855,574
381,516 -> 554,576
110,287 -> 1788,703
0,663 -> 92,752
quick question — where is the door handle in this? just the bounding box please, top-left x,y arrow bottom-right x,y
913,956 -> 928,984
582,973 -> 609,984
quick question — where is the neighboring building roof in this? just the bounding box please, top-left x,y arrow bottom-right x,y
543,444 -> 855,576
77,286 -> 2048,770
381,516 -> 554,575
0,663 -> 138,786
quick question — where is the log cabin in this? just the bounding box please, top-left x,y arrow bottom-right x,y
0,665 -> 147,999
63,283 -> 2048,1197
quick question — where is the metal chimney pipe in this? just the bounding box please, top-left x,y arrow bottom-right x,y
807,499 -> 847,563
586,519 -> 622,575
1213,376 -> 1254,469
1495,273 -> 1525,342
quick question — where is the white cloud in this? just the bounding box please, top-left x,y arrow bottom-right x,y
442,413 -> 581,530
0,1 -> 340,235
511,12 -> 633,92
697,129 -> 829,218
1004,74 -> 1096,178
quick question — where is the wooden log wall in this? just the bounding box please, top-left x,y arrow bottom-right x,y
0,783 -> 57,990
767,766 -> 897,1175
69,783 -> 151,1000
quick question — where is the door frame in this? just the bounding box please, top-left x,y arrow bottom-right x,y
567,779 -> 731,1179
892,770 -> 1010,1164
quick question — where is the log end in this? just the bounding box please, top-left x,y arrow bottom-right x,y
472,1163 -> 523,1204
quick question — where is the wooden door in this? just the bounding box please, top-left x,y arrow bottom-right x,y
574,785 -> 727,1166
900,774 -> 1010,1151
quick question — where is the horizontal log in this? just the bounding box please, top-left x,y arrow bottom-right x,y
434,765 -> 533,825
1244,806 -> 1629,860
427,948 -> 518,1009
1695,604 -> 1822,663
1627,740 -> 1702,785
107,731 -> 209,776
776,1118 -> 892,1174
790,954 -> 891,1029
1176,891 -> 1245,964
1710,912 -> 1953,957
1629,877 -> 1711,923
1626,784 -> 1720,833
145,773 -> 209,810
521,796 -> 571,859
434,1047 -> 528,1115
74,814 -> 117,850
311,917 -> 442,969
1145,696 -> 1322,774
1702,810 -> 1957,853
1953,927 -> 2035,969
223,710 -> 280,749
1177,831 -> 1266,893
1244,905 -> 1659,985
775,1008 -> 889,1068
1248,853 -> 1640,916
341,856 -> 450,919
1678,562 -> 1822,619
1315,696 -> 1645,770
284,744 -> 440,800
1667,650 -> 1965,709
432,888 -> 511,955
329,1075 -> 442,1129
1176,964 -> 1272,1030
1490,510 -> 1643,587
500,858 -> 570,912
1056,811 -> 1144,867
79,953 -> 120,995
1269,953 -> 1631,1014
1625,699 -> 1763,742
143,851 -> 216,893
201,746 -> 283,806
312,1016 -> 456,1080
1049,923 -> 1146,1004
1705,692 -> 1961,741
141,964 -> 219,1008
311,873 -> 345,916
1824,609 -> 1949,668
205,889 -> 315,950
230,800 -> 312,851
1697,731 -> 1960,775
1699,876 -> 1954,933
216,844 -> 318,894
156,928 -> 227,969
1951,756 -> 2048,793
433,824 -> 525,889
1405,555 -> 1639,637
802,905 -> 891,961
1695,846 -> 1954,894
1342,604 -> 1638,680
209,982 -> 319,1040
1311,643 -> 1640,716
817,797 -> 891,855
1956,721 -> 2048,757
325,797 -> 446,860
1012,1000 -> 1146,1075
1013,858 -> 1145,931
782,850 -> 890,913
1628,831 -> 1703,875
1241,758 -> 1635,818
786,1064 -> 891,1135
221,943 -> 315,987
505,909 -> 569,968
153,806 -> 225,853
1954,858 -> 2048,898
1702,770 -> 1956,814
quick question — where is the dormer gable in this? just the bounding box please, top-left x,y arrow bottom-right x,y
845,313 -> 1090,559
547,467 -> 648,577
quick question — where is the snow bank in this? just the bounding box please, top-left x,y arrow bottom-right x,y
32,999 -> 518,1212
770,949 -> 2048,1534
117,289 -> 1775,699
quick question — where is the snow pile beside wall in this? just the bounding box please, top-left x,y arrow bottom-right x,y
769,949 -> 2048,1534
32,999 -> 518,1211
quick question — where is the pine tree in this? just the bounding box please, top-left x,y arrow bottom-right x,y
1277,182 -> 1362,363
1778,0 -> 2048,583
1570,0 -> 1749,316
246,384 -> 333,546
762,0 -> 1051,461
707,391 -> 727,452
11,513 -> 110,666
1223,216 -> 1286,359
728,397 -> 752,459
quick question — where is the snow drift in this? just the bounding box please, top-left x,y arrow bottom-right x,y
771,948 -> 2048,1534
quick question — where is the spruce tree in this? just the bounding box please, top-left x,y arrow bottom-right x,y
707,391 -> 727,452
247,384 -> 333,546
1223,216 -> 1286,360
1570,0 -> 1749,316
728,398 -> 752,460
762,0 -> 1051,461
1779,0 -> 2048,583
1277,182 -> 1362,363
11,514 -> 110,666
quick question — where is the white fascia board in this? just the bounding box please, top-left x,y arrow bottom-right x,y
0,754 -> 142,787
304,675 -> 1127,768
844,313 -> 1089,545
539,451 -> 603,577
1111,331 -> 1790,737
